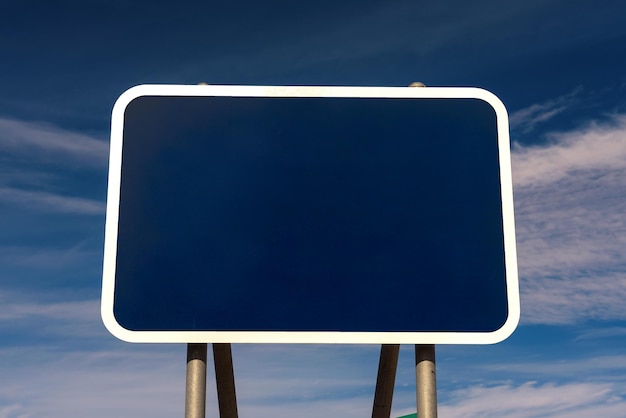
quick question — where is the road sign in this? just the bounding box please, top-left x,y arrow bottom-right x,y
101,85 -> 519,344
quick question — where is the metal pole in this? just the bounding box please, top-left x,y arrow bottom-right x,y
185,343 -> 208,418
372,344 -> 400,418
213,343 -> 239,418
415,344 -> 437,418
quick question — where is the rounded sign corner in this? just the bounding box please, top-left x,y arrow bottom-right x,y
111,85 -> 154,117
470,87 -> 509,120
100,304 -> 136,343
482,304 -> 521,345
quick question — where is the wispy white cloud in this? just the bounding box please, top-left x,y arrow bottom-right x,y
512,113 -> 626,186
0,295 -> 97,322
0,291 -> 103,340
509,88 -> 582,133
0,343 -> 380,418
521,274 -> 626,325
0,404 -> 28,418
0,186 -> 104,215
237,397 -> 373,418
3,342 -> 625,418
165,1 -> 541,82
0,117 -> 108,165
439,381 -> 626,418
512,113 -> 626,325
0,346 -> 186,418
0,244 -> 99,270
0,118 -> 107,214
574,327 -> 626,341
485,355 -> 626,378
232,344 -> 379,408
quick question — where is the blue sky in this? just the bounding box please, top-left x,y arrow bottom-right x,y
1,0 -> 626,417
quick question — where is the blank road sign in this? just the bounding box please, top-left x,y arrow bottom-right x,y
101,85 -> 520,344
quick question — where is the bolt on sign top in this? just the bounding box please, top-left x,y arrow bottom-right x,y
101,85 -> 520,344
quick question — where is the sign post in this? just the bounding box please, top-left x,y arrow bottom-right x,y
213,344 -> 238,418
185,343 -> 207,418
416,345 -> 437,418
372,344 -> 400,418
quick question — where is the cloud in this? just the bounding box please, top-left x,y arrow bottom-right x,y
0,295 -> 98,322
0,118 -> 107,214
0,299 -> 385,418
485,355 -> 626,378
0,346 -> 187,418
0,343 -> 381,418
7,344 -> 624,418
0,244 -> 100,270
574,327 -> 626,341
164,1 -> 551,82
0,186 -> 104,215
439,381 -> 626,418
0,291 -> 104,341
231,344 -> 378,406
509,87 -> 582,134
521,274 -> 626,325
512,113 -> 626,186
512,114 -> 626,325
0,118 -> 108,165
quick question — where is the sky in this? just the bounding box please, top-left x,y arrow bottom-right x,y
1,0 -> 626,417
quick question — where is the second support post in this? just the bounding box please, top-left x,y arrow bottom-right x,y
415,344 -> 437,418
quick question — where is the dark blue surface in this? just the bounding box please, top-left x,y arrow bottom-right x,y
114,95 -> 507,332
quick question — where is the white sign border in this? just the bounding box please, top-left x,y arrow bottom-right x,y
102,84 -> 520,344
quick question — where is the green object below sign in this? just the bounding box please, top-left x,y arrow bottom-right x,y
397,413 -> 417,418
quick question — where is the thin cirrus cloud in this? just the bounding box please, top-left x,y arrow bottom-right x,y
509,87 -> 582,134
0,345 -> 187,418
512,113 -> 626,186
0,186 -> 105,215
483,355 -> 626,380
0,294 -> 98,322
439,381 -> 626,418
511,113 -> 626,325
573,327 -> 626,341
0,289 -> 103,338
0,243 -> 99,269
0,117 -> 108,166
0,117 -> 107,215
0,342 -> 376,418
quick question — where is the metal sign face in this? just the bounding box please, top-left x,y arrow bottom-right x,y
101,85 -> 519,344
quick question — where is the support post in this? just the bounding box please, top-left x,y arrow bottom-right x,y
213,343 -> 239,418
372,344 -> 400,418
415,344 -> 437,418
185,343 -> 208,418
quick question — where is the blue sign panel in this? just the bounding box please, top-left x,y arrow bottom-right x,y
102,85 -> 519,344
